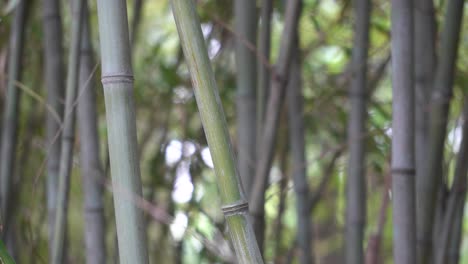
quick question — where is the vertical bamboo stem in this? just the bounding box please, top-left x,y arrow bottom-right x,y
170,1 -> 263,262
0,0 -> 28,237
51,0 -> 85,263
390,0 -> 416,262
95,0 -> 149,262
42,0 -> 65,253
235,0 -> 257,198
345,0 -> 370,263
77,1 -> 106,263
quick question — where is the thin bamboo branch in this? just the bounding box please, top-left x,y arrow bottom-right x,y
77,1 -> 106,263
51,0 -> 85,262
170,0 -> 263,262
95,0 -> 149,262
417,0 -> 465,261
390,0 -> 416,262
0,0 -> 28,238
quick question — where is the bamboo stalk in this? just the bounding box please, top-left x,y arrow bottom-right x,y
434,101 -> 468,264
417,0 -> 465,261
345,0 -> 371,263
0,0 -> 28,237
257,0 -> 273,137
249,0 -> 303,252
42,0 -> 65,254
287,44 -> 313,264
390,0 -> 416,262
51,0 -> 85,263
77,1 -> 106,263
170,1 -> 263,262
414,0 -> 436,260
235,0 -> 257,198
95,0 -> 149,263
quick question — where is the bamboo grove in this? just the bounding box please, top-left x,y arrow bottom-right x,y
0,0 -> 468,263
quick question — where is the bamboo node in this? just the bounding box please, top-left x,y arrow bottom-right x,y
391,167 -> 415,175
101,74 -> 134,85
221,200 -> 249,217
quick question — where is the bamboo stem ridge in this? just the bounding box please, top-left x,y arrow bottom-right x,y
77,1 -> 106,263
95,0 -> 149,263
170,1 -> 263,263
235,0 -> 257,198
345,0 -> 371,263
418,0 -> 465,262
249,0 -> 302,252
51,0 -> 85,263
42,0 -> 66,252
0,0 -> 28,236
390,0 -> 416,263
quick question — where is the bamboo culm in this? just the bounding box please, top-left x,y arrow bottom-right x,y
235,0 -> 257,199
170,1 -> 264,262
345,0 -> 371,263
42,0 -> 66,254
414,0 -> 436,259
95,0 -> 149,262
51,0 -> 85,263
417,0 -> 465,262
390,0 -> 416,262
249,0 -> 302,252
77,1 -> 106,263
287,45 -> 313,264
0,0 -> 28,238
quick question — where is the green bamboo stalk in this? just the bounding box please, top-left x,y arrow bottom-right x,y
417,0 -> 465,261
235,0 -> 257,198
42,0 -> 65,254
287,45 -> 313,264
391,0 -> 416,262
51,0 -> 84,263
0,0 -> 28,237
95,0 -> 149,263
249,0 -> 302,252
77,1 -> 106,263
414,0 -> 436,259
446,202 -> 463,264
170,1 -> 263,263
345,0 -> 371,263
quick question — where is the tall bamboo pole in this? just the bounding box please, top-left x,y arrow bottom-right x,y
249,0 -> 302,252
95,0 -> 149,262
42,0 -> 65,253
390,0 -> 416,262
51,0 -> 84,262
345,0 -> 370,263
414,0 -> 436,259
417,0 -> 465,261
287,45 -> 313,264
170,1 -> 263,262
0,0 -> 28,237
77,1 -> 106,263
257,0 -> 273,135
235,0 -> 257,198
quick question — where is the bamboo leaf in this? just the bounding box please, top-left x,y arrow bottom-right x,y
0,240 -> 15,264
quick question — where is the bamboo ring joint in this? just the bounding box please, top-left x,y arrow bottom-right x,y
101,74 -> 134,85
221,200 -> 249,217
